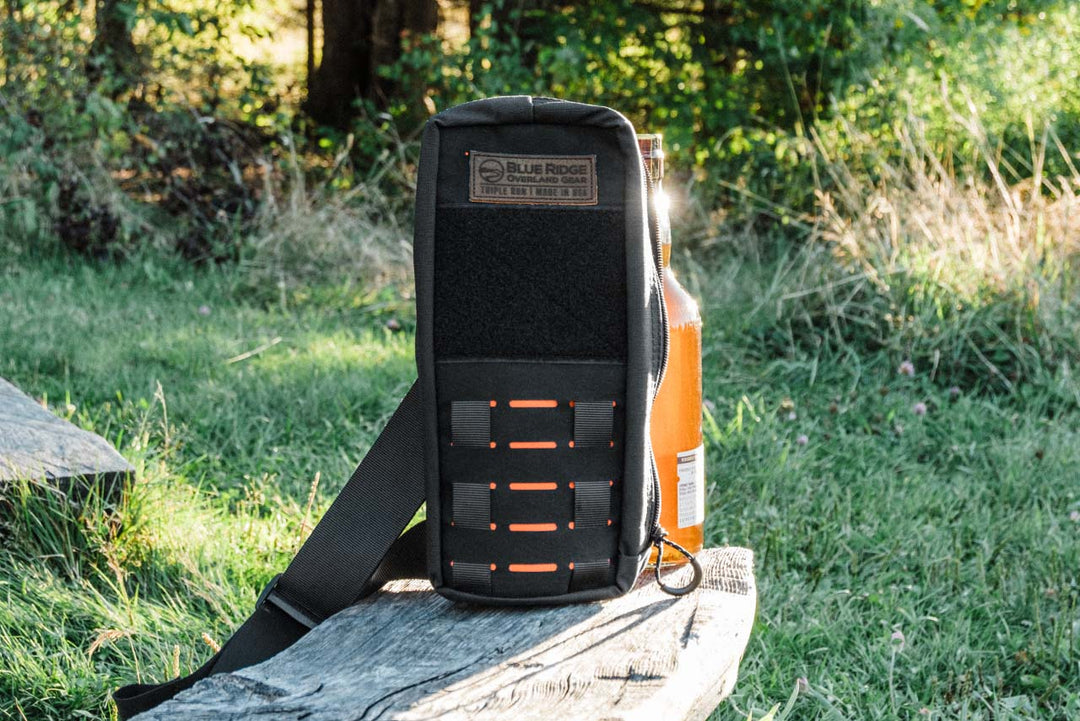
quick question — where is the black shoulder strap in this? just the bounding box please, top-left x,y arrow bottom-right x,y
113,382 -> 428,719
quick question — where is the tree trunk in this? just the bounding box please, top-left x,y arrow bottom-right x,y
469,0 -> 484,38
305,0 -> 437,129
305,0 -> 315,92
89,0 -> 139,91
304,0 -> 373,128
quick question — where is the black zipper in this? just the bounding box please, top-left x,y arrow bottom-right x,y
640,154 -> 703,596
647,447 -> 662,538
641,156 -> 668,538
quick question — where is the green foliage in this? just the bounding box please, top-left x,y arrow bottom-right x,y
0,0 -> 289,260
383,0 -> 1080,219
5,0 -> 1079,275
827,2 -> 1080,183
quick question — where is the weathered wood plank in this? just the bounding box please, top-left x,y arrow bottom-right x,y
133,547 -> 756,721
0,377 -> 133,492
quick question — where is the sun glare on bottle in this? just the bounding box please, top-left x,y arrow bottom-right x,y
655,189 -> 671,216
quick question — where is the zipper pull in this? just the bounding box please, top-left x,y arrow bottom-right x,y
651,529 -> 703,596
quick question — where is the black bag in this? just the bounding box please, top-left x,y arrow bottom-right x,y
114,96 -> 701,719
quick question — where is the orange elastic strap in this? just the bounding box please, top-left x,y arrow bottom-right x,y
508,523 -> 557,532
508,482 -> 557,491
508,563 -> 558,573
508,400 -> 558,408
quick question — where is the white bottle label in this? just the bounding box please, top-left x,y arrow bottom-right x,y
676,445 -> 705,529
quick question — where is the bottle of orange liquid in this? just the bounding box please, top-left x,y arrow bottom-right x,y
639,134 -> 705,564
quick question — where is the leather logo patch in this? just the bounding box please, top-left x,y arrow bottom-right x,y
469,151 -> 598,205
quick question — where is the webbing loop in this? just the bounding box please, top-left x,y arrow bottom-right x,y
573,400 -> 614,447
651,530 -> 703,596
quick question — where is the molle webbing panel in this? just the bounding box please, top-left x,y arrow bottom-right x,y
438,362 -> 625,598
414,97 -> 658,604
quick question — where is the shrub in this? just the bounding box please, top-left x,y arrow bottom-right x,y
0,0 -> 287,261
383,1 -> 1080,221
723,107 -> 1080,396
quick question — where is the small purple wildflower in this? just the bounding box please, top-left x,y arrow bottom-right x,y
898,360 -> 915,377
385,318 -> 402,331
1070,510 -> 1080,523
948,386 -> 961,400
913,401 -> 927,416
797,677 -> 810,693
891,629 -> 906,652
198,305 -> 211,316
796,434 -> 808,446
787,411 -> 797,421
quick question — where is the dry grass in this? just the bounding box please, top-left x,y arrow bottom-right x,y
0,107 -> 416,296
237,135 -> 416,299
683,98 -> 1080,393
241,186 -> 413,300
814,110 -> 1080,309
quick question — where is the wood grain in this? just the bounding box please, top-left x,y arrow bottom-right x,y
132,547 -> 756,721
0,377 -> 133,493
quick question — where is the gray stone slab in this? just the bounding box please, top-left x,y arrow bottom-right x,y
0,377 -> 133,492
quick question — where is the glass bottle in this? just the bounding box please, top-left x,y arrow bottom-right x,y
638,134 -> 705,563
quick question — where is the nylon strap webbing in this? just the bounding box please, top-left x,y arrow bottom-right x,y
451,400 -> 492,447
113,381 -> 428,719
574,480 -> 612,528
573,401 -> 614,447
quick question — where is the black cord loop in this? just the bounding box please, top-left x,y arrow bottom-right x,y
652,531 -> 704,596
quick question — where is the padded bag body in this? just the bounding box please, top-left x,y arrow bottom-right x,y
414,96 -> 668,603
111,96 -> 690,720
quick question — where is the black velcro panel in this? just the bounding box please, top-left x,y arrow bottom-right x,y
450,562 -> 492,594
573,401 -> 614,447
452,483 -> 492,530
451,400 -> 491,447
569,559 -> 613,592
574,480 -> 612,529
433,207 -> 627,361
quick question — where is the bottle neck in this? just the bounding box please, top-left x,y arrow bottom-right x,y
656,180 -> 672,269
637,134 -> 673,268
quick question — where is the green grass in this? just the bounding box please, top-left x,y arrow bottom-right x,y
0,250 -> 1077,719
0,254 -> 416,719
692,249 -> 1079,719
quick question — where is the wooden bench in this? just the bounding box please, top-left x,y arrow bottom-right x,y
131,548 -> 756,721
0,377 -> 133,493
